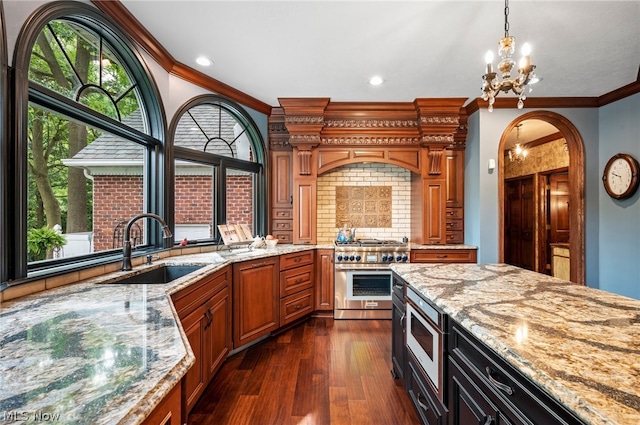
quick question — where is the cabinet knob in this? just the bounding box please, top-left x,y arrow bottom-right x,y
294,304 -> 301,310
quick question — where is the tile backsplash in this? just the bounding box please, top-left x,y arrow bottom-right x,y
317,163 -> 411,242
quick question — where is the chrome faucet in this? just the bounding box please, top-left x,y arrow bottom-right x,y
122,213 -> 172,271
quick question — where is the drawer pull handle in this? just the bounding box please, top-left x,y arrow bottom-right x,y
294,278 -> 303,283
278,212 -> 286,216
251,262 -> 268,268
294,304 -> 302,310
416,393 -> 429,411
437,255 -> 448,259
485,367 -> 514,395
294,257 -> 301,263
483,416 -> 495,425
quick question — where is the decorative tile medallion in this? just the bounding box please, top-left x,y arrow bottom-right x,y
335,186 -> 392,228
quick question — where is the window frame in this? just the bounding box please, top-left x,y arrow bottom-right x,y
5,2 -> 167,283
168,95 -> 267,244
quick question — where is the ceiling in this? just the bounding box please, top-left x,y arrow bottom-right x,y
119,0 -> 640,110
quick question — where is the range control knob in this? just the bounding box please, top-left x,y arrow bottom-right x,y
381,255 -> 388,262
388,254 -> 394,262
396,255 -> 403,262
355,255 -> 362,262
337,254 -> 343,261
349,255 -> 355,261
401,254 -> 408,262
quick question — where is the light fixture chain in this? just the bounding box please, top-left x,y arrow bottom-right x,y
504,0 -> 510,37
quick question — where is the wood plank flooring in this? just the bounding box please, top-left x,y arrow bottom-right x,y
188,318 -> 421,425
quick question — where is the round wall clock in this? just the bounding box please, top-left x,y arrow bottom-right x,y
602,153 -> 640,199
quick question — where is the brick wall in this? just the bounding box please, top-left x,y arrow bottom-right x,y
316,163 -> 411,243
226,174 -> 253,225
92,174 -> 253,251
93,176 -> 144,251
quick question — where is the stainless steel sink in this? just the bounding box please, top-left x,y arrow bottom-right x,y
112,265 -> 204,284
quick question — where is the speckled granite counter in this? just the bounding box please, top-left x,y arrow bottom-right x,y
0,244 -> 315,425
390,263 -> 640,425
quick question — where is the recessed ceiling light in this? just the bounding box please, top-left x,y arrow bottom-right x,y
369,76 -> 384,86
195,56 -> 212,67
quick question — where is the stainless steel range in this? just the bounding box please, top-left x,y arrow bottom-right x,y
334,239 -> 410,319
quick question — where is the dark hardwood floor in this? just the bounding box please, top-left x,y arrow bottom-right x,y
188,317 -> 420,425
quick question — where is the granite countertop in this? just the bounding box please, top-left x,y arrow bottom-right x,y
390,263 -> 640,425
0,244 -> 315,425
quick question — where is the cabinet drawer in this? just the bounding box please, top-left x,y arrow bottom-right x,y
280,288 -> 314,326
410,249 -> 476,263
449,323 -> 585,425
446,208 -> 463,220
272,208 -> 292,219
280,250 -> 314,270
272,219 -> 293,231
446,231 -> 464,244
407,350 -> 447,425
171,266 -> 231,318
273,231 -> 292,243
280,263 -> 314,297
445,219 -> 463,231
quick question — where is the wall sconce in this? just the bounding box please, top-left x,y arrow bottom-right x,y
488,158 -> 496,172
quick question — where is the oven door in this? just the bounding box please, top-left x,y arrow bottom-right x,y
335,268 -> 393,311
346,270 -> 392,301
406,302 -> 442,397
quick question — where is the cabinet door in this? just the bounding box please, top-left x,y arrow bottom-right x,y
449,357 -> 504,425
314,249 -> 334,311
391,292 -> 406,383
205,285 -> 231,380
424,179 -> 446,244
180,303 -> 208,414
233,257 -> 280,348
445,149 -> 464,208
294,179 -> 316,244
271,150 -> 293,208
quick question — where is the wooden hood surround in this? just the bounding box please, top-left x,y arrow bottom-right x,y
269,98 -> 468,245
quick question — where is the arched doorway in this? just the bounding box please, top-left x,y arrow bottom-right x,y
498,111 -> 585,285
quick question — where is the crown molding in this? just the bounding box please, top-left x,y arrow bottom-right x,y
597,80 -> 640,107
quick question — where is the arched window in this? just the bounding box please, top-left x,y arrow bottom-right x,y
9,2 -> 165,279
170,96 -> 266,244
0,2 -> 8,282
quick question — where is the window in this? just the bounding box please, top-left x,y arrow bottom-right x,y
171,97 -> 266,244
7,3 -> 165,279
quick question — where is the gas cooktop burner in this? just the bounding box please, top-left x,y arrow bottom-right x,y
335,238 -> 407,247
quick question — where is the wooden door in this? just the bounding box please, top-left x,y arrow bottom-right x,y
549,172 -> 570,244
505,177 -> 535,270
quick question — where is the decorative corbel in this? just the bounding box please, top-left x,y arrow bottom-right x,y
279,98 -> 329,176
414,98 -> 467,150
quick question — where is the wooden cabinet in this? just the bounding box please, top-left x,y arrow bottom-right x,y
140,383 -> 181,425
445,149 -> 465,244
391,275 -> 406,384
410,249 -> 477,264
314,249 -> 334,312
233,256 -> 280,348
448,322 -> 585,425
170,266 -> 231,415
279,251 -> 315,326
271,150 -> 293,243
294,179 -> 316,244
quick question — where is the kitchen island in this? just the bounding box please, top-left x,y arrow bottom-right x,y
0,244 -> 316,425
390,263 -> 640,425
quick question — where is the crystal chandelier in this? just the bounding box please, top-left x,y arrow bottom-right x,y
482,0 -> 539,112
508,124 -> 528,162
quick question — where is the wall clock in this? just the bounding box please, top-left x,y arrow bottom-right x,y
602,153 -> 639,199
